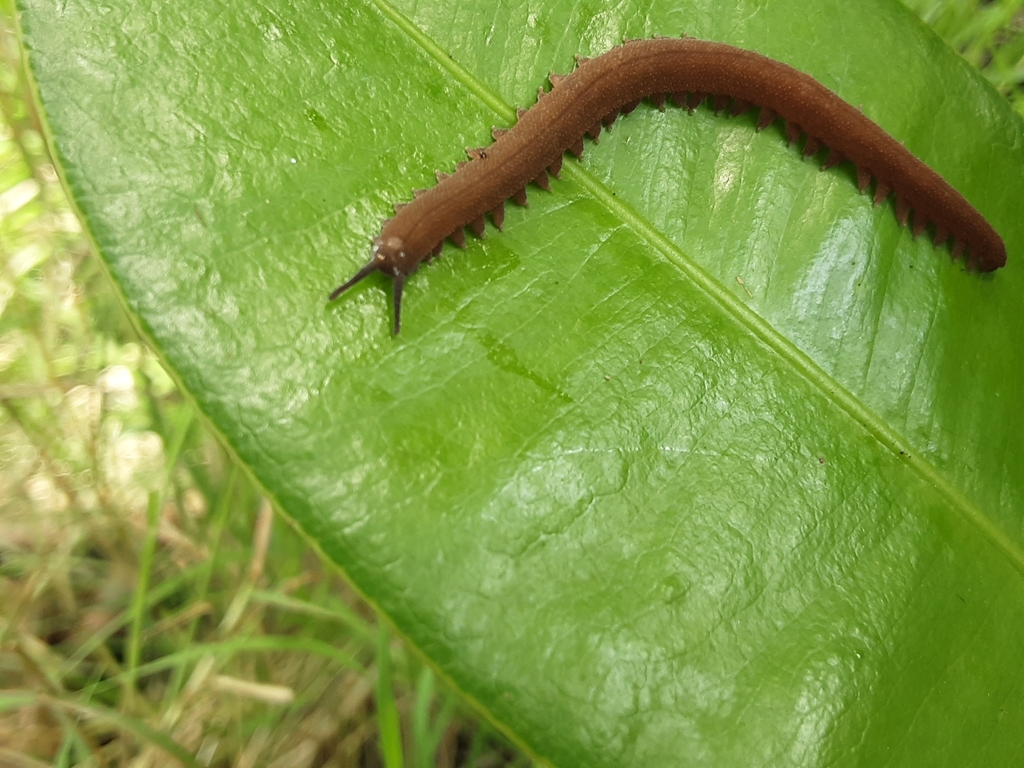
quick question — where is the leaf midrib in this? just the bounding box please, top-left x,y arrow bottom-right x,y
367,0 -> 1024,576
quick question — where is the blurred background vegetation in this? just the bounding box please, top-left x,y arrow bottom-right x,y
0,1 -> 1020,766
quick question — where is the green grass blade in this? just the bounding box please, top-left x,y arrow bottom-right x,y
376,624 -> 405,768
122,489 -> 161,706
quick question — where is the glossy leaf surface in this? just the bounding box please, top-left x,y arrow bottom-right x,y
19,0 -> 1024,764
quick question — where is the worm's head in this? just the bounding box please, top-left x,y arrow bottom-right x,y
370,235 -> 412,277
328,236 -> 412,335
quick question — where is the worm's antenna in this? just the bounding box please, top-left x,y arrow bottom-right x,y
391,275 -> 406,335
329,259 -> 380,301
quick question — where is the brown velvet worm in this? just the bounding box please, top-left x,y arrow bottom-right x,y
330,37 -> 1006,334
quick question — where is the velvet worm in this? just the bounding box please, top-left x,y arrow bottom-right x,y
331,38 -> 1006,334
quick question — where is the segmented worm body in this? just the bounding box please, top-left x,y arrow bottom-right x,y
331,38 -> 1006,334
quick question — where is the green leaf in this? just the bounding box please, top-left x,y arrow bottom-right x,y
18,0 -> 1024,764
